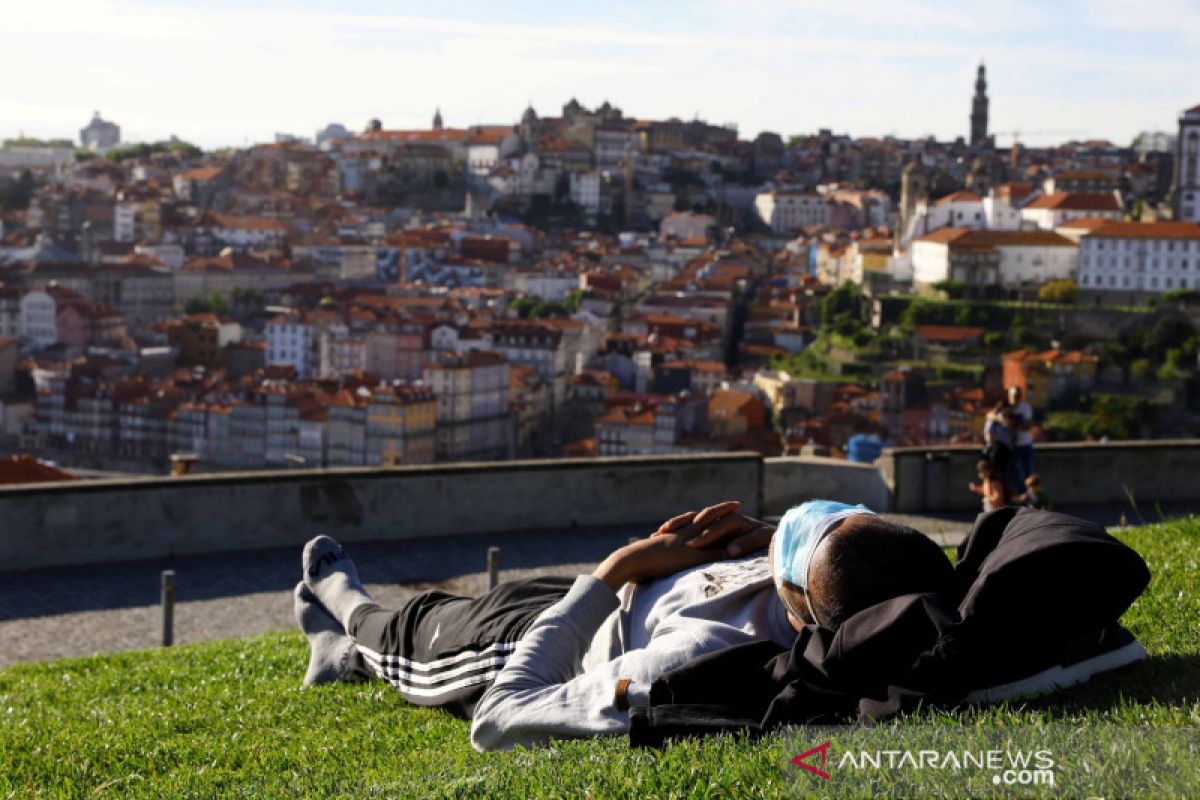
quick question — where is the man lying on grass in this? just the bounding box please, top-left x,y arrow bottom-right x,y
295,499 -> 954,751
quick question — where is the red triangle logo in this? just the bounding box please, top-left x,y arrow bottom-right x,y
792,741 -> 832,780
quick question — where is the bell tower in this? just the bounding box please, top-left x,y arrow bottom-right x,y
970,62 -> 989,148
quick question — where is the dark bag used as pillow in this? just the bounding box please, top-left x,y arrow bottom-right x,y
630,508 -> 1151,748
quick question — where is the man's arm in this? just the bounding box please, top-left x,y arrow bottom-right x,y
470,531 -> 744,752
469,574 -> 747,751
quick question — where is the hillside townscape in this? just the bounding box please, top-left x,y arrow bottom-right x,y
1,70 -> 1199,476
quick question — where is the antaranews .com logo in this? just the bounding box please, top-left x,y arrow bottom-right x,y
784,724 -> 1197,797
793,740 -> 1055,787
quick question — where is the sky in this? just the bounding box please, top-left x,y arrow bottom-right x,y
2,0 -> 1198,151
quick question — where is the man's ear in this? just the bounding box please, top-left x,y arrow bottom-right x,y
779,580 -> 813,629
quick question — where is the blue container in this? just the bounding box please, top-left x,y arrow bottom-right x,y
848,434 -> 883,464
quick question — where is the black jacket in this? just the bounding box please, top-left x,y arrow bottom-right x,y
628,507 -> 1151,747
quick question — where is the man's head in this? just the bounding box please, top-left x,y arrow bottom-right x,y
1008,385 -> 1023,404
773,512 -> 954,632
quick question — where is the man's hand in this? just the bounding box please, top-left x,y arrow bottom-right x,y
592,533 -> 726,591
651,500 -> 775,558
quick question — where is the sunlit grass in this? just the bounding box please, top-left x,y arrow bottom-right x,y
2,521 -> 1196,798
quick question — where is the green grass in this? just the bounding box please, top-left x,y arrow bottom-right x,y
2,522 -> 1198,798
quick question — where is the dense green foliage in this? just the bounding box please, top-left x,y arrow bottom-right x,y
1043,393 -> 1154,441
1099,314 -> 1199,381
1037,279 -> 1079,304
184,292 -> 230,318
1,137 -> 74,149
1161,288 -> 1200,305
509,297 -> 538,319
932,279 -> 967,299
818,281 -> 870,337
2,522 -> 1197,798
106,140 -> 203,162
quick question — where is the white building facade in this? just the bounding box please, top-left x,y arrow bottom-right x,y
912,229 -> 1077,291
1078,222 -> 1200,294
754,190 -> 830,234
19,290 -> 58,347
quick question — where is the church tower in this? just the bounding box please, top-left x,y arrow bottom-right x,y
1170,103 -> 1200,222
898,157 -> 929,246
432,107 -> 444,130
970,62 -> 989,148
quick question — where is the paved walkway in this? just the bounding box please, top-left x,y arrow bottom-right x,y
0,525 -> 644,667
2,503 -> 1184,667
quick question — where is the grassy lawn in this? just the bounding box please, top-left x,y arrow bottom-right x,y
2,521 -> 1198,798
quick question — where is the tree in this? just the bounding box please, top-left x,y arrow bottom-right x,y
1144,316 -> 1196,361
106,140 -> 203,162
983,331 -> 1007,350
1038,280 -> 1079,304
1091,393 -> 1151,440
1043,411 -> 1094,441
1161,288 -> 1200,306
563,289 -> 583,314
1130,358 -> 1153,382
819,281 -> 867,332
933,279 -> 967,300
899,299 -> 938,331
531,301 -> 568,319
184,292 -> 229,317
1007,312 -> 1038,349
509,297 -> 538,319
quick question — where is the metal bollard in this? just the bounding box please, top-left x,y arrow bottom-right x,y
161,570 -> 175,647
487,547 -> 500,591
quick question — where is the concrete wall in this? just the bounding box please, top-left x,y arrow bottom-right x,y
762,456 -> 890,516
881,440 -> 1200,513
0,454 -> 760,571
6,442 -> 1200,571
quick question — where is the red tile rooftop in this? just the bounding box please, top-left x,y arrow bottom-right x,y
934,191 -> 982,205
1025,192 -> 1121,212
597,405 -> 656,426
1051,170 -> 1117,180
0,455 -> 75,486
914,325 -> 986,342
1084,221 -> 1200,240
1056,216 -> 1114,231
561,437 -> 597,457
915,227 -> 1075,248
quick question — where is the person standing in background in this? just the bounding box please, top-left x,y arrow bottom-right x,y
1008,386 -> 1035,486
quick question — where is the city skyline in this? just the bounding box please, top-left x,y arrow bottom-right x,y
3,0 -> 1198,150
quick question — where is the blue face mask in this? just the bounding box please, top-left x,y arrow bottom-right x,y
772,500 -> 874,594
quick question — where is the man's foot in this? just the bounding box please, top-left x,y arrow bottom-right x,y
293,582 -> 359,686
302,535 -> 374,630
